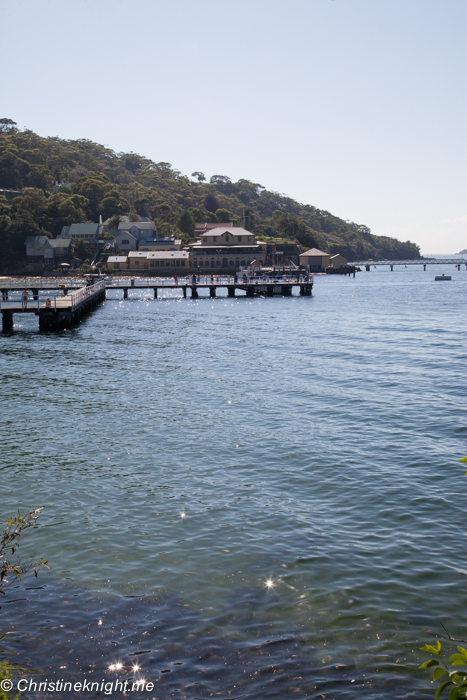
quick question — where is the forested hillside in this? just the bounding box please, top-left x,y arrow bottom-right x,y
0,118 -> 420,267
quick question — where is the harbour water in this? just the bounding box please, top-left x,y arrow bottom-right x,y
1,265 -> 466,698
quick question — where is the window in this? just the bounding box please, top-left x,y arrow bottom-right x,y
166,261 -> 170,267
238,237 -> 242,242
150,261 -> 154,267
213,236 -> 217,242
211,259 -> 215,267
134,260 -> 139,266
121,239 -> 129,245
241,260 -> 245,267
155,260 -> 159,266
225,236 -> 229,242
229,259 -> 234,266
222,258 -> 228,267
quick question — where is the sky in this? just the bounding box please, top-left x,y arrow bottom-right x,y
1,0 -> 466,254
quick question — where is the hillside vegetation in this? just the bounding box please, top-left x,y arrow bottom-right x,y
0,118 -> 420,267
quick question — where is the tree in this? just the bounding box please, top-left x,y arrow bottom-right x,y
216,208 -> 231,223
0,118 -> 18,134
191,171 -> 206,182
177,209 -> 195,236
204,193 -> 218,213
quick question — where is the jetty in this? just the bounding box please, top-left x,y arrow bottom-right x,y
0,280 -> 106,332
0,278 -> 312,332
354,258 -> 467,271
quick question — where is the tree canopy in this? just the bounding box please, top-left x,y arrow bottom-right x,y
0,120 -> 421,268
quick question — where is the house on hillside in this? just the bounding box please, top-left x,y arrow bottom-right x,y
117,222 -> 156,239
43,238 -> 71,265
59,223 -> 102,242
25,236 -> 49,260
114,231 -> 138,251
299,248 -> 331,271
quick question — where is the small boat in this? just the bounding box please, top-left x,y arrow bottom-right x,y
435,275 -> 451,281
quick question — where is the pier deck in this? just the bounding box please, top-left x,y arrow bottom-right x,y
0,278 -> 312,332
1,280 -> 106,331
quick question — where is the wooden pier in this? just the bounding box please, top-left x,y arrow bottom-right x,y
0,278 -> 312,332
0,280 -> 106,332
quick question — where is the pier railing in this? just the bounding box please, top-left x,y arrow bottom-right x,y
0,280 -> 106,311
68,279 -> 106,310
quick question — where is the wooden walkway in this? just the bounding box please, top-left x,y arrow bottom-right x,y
1,280 -> 106,331
0,278 -> 313,332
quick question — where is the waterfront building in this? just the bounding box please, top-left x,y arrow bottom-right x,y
107,256 -> 128,270
188,226 -> 266,271
299,248 -> 331,271
330,253 -> 348,268
126,250 -> 190,271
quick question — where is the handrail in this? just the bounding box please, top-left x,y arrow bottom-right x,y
68,280 -> 106,311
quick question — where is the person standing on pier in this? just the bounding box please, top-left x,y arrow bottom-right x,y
21,289 -> 29,311
192,273 -> 197,285
174,274 -> 178,286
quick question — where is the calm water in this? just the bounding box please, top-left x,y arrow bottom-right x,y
1,266 -> 466,699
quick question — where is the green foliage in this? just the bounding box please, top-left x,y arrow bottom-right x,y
419,641 -> 467,699
177,209 -> 195,236
1,508 -> 48,604
0,120 -> 422,269
215,208 -> 231,223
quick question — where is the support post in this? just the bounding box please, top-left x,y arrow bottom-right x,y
123,288 -> 128,299
2,310 -> 13,332
182,286 -> 187,298
1,290 -> 7,300
209,286 -> 216,298
365,265 -> 370,271
423,264 -> 426,271
390,265 -> 393,271
154,287 -> 158,299
228,286 -> 235,298
191,285 -> 198,299
32,288 -> 39,300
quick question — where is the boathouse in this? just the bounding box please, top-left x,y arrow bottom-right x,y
299,248 -> 331,271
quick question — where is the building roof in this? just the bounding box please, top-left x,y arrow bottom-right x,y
45,238 -> 71,248
300,248 -> 329,257
138,238 -> 180,245
118,221 -> 155,230
330,253 -> 347,260
115,230 -> 138,240
199,227 -> 252,238
195,222 -> 234,231
69,223 -> 100,236
128,251 -> 150,258
107,256 -> 127,263
25,235 -> 48,245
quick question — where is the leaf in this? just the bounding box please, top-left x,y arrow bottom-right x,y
457,647 -> 467,656
437,641 -> 442,652
450,655 -> 467,664
420,659 -> 441,668
434,668 -> 447,681
448,687 -> 458,700
436,681 -> 453,700
421,645 -> 440,655
459,457 -> 467,463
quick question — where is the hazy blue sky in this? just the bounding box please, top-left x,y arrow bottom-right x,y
2,0 -> 465,254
